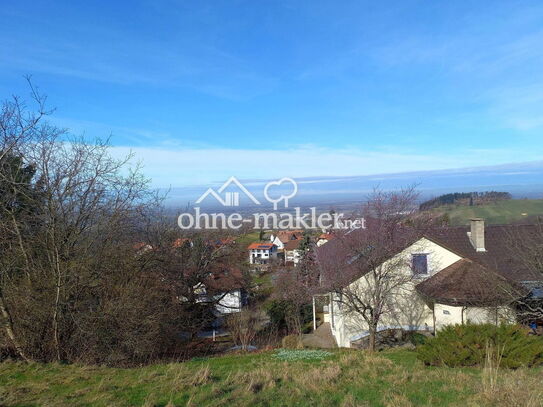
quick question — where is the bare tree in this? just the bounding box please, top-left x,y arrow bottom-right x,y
503,221 -> 543,324
273,270 -> 313,335
0,79 -> 54,361
314,187 -> 430,351
0,82 -> 258,364
144,230 -> 248,340
0,83 -> 165,363
226,308 -> 259,350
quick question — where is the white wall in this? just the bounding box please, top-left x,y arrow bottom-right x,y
285,249 -> 302,264
249,246 -> 277,264
434,304 -> 463,330
434,303 -> 517,331
331,237 -> 462,347
271,236 -> 284,250
215,290 -> 242,314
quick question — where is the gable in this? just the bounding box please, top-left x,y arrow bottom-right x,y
408,237 -> 463,278
344,237 -> 462,290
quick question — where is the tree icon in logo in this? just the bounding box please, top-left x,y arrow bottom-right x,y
264,178 -> 297,210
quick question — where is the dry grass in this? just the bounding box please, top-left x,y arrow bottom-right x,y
0,349 -> 541,406
476,369 -> 543,407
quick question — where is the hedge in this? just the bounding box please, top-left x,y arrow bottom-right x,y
416,324 -> 543,368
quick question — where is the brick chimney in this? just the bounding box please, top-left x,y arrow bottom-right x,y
469,218 -> 486,252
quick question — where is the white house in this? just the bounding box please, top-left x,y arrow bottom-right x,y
248,242 -> 278,264
270,230 -> 303,250
284,238 -> 303,266
195,286 -> 245,314
315,219 -> 541,348
196,268 -> 247,315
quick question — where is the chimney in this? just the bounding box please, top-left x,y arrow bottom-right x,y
469,218 -> 486,252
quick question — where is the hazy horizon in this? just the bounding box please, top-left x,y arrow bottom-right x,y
162,159 -> 543,208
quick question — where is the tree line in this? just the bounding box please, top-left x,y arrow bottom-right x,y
419,191 -> 512,211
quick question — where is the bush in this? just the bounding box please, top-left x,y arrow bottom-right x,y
407,332 -> 427,346
417,324 -> 543,368
226,309 -> 259,351
265,300 -> 313,332
281,334 -> 304,349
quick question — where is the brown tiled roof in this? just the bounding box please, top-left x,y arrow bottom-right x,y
205,266 -> 245,291
315,223 -> 420,287
416,258 -> 527,306
248,242 -> 275,250
315,221 -> 543,302
284,239 -> 302,251
424,224 -> 543,282
133,242 -> 150,250
276,230 -> 303,243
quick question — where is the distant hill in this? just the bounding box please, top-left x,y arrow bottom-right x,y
428,199 -> 543,226
419,191 -> 511,211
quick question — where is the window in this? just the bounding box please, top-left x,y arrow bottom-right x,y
412,254 -> 428,275
531,287 -> 543,299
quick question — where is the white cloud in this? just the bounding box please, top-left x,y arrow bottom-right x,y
108,144 -> 543,188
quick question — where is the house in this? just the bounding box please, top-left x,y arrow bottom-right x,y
316,233 -> 335,247
136,237 -> 245,315
315,218 -> 543,348
199,267 -> 248,314
248,242 -> 278,264
284,238 -> 303,266
270,230 -> 303,250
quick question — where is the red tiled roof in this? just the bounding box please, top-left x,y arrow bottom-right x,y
318,233 -> 335,240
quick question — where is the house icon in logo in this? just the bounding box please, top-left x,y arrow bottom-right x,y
195,176 -> 261,207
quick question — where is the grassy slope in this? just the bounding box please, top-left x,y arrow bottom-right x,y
1,349 -> 541,407
432,199 -> 543,226
236,231 -> 261,247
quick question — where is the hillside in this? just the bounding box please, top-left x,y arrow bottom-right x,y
0,349 -> 541,406
430,199 -> 543,226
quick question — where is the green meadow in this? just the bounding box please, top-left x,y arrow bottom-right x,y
1,349 -> 541,406
433,199 -> 543,226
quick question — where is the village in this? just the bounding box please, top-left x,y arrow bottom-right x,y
3,1 -> 543,405
163,213 -> 543,352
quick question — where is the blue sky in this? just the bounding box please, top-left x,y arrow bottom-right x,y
1,0 -> 543,187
